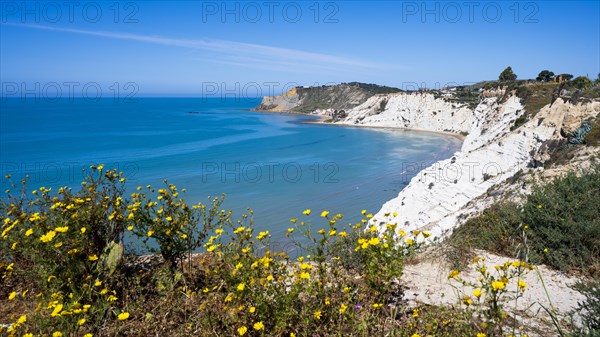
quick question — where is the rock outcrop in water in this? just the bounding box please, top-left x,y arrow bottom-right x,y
255,83 -> 600,239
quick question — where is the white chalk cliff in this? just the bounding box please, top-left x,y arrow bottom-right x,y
335,90 -> 600,238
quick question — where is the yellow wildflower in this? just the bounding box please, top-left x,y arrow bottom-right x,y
40,230 -> 57,243
55,226 -> 68,233
51,304 -> 63,317
256,230 -> 269,240
314,311 -> 322,319
321,210 -> 329,217
117,312 -> 129,320
302,209 -> 311,215
473,289 -> 482,298
238,326 -> 248,336
25,228 -> 33,236
253,321 -> 264,330
339,303 -> 348,313
8,291 -> 16,300
491,281 -> 506,291
88,255 -> 99,261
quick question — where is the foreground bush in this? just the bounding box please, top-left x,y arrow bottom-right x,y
2,166 -> 486,336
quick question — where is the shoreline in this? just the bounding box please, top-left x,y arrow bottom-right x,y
252,108 -> 466,142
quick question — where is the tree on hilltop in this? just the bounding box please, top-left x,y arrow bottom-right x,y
557,74 -> 574,82
536,70 -> 555,82
499,66 -> 517,81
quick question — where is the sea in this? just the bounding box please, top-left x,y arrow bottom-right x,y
0,97 -> 461,249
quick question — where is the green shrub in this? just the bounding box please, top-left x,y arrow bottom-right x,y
449,164 -> 600,276
447,202 -> 522,270
0,166 -> 130,336
521,166 -> 600,273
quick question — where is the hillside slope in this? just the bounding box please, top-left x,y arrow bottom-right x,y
254,82 -> 401,113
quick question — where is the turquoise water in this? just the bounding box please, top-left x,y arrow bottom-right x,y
0,98 -> 461,245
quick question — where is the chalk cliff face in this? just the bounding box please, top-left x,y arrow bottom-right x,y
341,90 -> 599,238
256,85 -> 600,239
336,92 -> 474,133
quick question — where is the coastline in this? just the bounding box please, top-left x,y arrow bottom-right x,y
252,108 -> 466,142
252,94 -> 599,243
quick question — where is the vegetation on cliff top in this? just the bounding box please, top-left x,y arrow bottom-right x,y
290,82 -> 402,113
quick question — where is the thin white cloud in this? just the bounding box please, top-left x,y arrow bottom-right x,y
5,23 -> 392,72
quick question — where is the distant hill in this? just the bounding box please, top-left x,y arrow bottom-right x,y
254,82 -> 402,113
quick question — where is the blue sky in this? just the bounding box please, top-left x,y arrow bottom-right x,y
1,0 -> 598,96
